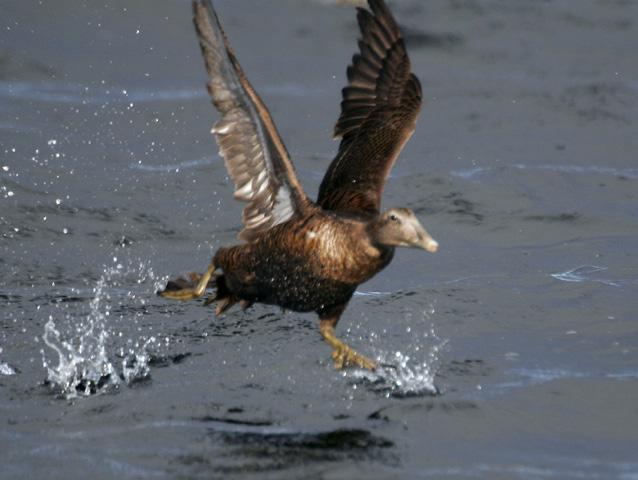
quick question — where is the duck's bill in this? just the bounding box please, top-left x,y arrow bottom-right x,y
413,231 -> 438,253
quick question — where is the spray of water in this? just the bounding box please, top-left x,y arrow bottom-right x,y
0,347 -> 16,376
41,259 -> 166,398
345,306 -> 447,397
43,314 -> 118,396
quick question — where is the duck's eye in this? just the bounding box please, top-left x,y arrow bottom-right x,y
389,214 -> 399,222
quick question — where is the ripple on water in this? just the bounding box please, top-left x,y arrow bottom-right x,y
0,81 -> 203,105
452,163 -> 638,180
0,81 -> 317,106
551,265 -> 621,287
129,156 -> 216,173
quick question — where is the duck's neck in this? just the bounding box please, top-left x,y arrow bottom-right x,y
366,216 -> 391,249
363,218 -> 395,265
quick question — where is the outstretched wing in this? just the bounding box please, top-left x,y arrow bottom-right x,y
193,0 -> 311,241
317,0 -> 422,215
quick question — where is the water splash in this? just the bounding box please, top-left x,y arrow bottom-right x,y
0,363 -> 15,376
345,308 -> 446,397
362,346 -> 443,397
121,347 -> 152,385
43,316 -> 118,396
41,259 -> 165,398
0,347 -> 16,376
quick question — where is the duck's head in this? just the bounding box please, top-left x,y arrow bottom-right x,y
371,208 -> 438,253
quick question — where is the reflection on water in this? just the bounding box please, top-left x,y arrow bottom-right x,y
203,427 -> 395,472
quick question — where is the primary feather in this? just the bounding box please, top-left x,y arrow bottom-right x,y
318,0 -> 422,215
193,0 -> 310,241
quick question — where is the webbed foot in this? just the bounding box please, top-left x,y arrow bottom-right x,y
320,318 -> 377,371
331,344 -> 377,371
158,263 -> 216,301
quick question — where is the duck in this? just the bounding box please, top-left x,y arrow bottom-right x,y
159,0 -> 438,371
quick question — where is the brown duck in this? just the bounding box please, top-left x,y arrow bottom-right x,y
159,0 -> 439,371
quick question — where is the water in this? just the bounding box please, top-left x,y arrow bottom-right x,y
2,0 -> 638,478
40,261 -> 162,398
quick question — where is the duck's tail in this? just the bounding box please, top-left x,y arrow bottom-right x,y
161,270 -> 252,315
203,273 -> 253,315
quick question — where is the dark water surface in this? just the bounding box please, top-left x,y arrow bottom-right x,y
2,0 -> 638,478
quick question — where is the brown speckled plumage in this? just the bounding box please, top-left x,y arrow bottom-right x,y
159,0 -> 438,370
211,209 -> 394,316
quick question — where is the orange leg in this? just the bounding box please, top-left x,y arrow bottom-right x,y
319,310 -> 377,371
158,263 -> 216,300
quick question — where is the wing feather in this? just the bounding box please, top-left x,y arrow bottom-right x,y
318,0 -> 422,215
193,0 -> 310,241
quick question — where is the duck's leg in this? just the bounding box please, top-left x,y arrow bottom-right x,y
319,306 -> 377,371
158,263 -> 216,300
